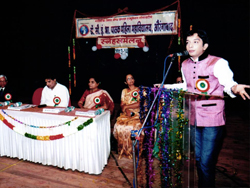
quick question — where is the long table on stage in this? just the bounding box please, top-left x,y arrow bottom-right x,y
0,106 -> 111,174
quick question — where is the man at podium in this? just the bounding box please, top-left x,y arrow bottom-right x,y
180,29 -> 250,188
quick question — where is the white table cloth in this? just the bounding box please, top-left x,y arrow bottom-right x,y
0,109 -> 111,174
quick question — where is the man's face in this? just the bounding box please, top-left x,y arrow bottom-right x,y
0,77 -> 7,88
186,33 -> 208,61
45,79 -> 57,89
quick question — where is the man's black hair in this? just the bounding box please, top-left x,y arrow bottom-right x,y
44,72 -> 57,80
186,29 -> 209,45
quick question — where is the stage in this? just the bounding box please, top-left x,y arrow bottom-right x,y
0,110 -> 249,188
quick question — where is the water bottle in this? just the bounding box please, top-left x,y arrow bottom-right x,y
94,109 -> 100,115
95,108 -> 104,115
65,106 -> 75,112
10,102 -> 22,107
0,101 -> 10,106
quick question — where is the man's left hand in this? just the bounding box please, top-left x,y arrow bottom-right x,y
231,84 -> 250,100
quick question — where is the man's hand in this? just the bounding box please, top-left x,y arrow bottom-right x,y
231,84 -> 250,100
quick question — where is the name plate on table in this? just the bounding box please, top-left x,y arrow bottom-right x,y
43,108 -> 65,113
75,110 -> 96,117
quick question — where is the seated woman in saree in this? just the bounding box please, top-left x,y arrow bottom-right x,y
78,76 -> 114,114
113,74 -> 144,159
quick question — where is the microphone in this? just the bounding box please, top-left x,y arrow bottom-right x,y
169,50 -> 189,57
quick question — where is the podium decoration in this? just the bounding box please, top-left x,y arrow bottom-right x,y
139,86 -> 189,188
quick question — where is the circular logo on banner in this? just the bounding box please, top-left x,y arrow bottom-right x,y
79,25 -> 89,36
53,96 -> 61,105
93,96 -> 101,105
5,93 -> 12,101
196,79 -> 210,92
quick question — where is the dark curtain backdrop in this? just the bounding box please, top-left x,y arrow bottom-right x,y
2,0 -> 249,118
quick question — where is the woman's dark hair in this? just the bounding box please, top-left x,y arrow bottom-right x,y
125,73 -> 136,80
89,75 -> 101,84
125,73 -> 135,82
186,29 -> 209,45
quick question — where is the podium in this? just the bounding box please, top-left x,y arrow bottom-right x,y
137,87 -> 197,188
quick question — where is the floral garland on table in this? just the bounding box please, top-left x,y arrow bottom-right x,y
0,111 -> 93,141
1,109 -> 78,128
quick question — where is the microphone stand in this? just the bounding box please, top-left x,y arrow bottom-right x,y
132,55 -> 176,188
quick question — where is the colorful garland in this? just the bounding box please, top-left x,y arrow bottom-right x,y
173,89 -> 188,186
0,111 -> 93,141
139,86 -> 151,123
139,87 -> 188,188
1,109 -> 78,128
140,86 -> 155,188
159,89 -> 172,187
147,104 -> 156,188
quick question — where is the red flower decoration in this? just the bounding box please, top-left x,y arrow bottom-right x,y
137,42 -> 144,48
93,96 -> 101,105
114,53 -> 121,59
131,90 -> 139,101
97,44 -> 102,50
53,96 -> 61,105
131,90 -> 139,98
5,93 -> 12,101
195,79 -> 210,92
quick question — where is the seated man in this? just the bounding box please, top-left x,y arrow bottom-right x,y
40,74 -> 70,107
0,75 -> 15,102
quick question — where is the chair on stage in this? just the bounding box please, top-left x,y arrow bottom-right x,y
32,87 -> 43,105
68,98 -> 71,106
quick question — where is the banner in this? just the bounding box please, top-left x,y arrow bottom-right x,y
76,11 -> 177,38
97,36 -> 145,48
